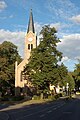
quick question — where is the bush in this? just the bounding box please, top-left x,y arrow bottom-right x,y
54,93 -> 62,99
0,96 -> 9,101
32,95 -> 40,100
12,96 -> 24,101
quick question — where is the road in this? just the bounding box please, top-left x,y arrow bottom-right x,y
0,96 -> 80,120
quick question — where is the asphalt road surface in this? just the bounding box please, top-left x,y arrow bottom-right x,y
0,96 -> 80,120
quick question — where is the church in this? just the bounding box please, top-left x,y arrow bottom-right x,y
15,10 -> 62,96
15,9 -> 37,96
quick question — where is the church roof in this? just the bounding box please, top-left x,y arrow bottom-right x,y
27,9 -> 35,33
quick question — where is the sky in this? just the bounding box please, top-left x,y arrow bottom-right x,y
0,0 -> 80,71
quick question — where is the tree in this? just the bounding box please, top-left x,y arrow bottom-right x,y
24,25 -> 65,94
67,73 -> 75,91
55,63 -> 68,86
72,60 -> 80,91
0,41 -> 22,95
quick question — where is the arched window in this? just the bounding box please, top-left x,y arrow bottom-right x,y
31,44 -> 33,49
28,44 -> 30,49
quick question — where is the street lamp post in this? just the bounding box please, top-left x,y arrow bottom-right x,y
66,83 -> 69,96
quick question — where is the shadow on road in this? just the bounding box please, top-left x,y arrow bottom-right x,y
0,95 -> 80,120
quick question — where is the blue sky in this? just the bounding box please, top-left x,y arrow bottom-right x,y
0,0 -> 80,71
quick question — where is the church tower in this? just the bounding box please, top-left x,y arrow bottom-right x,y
15,10 -> 37,96
25,9 -> 37,60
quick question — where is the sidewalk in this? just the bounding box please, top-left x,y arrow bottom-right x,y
0,95 -> 75,112
0,99 -> 50,112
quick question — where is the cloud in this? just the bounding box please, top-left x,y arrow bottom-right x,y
58,56 -> 76,71
13,24 -> 26,31
0,15 -> 14,20
63,59 -> 78,71
57,34 -> 80,59
34,22 -> 42,35
47,0 -> 78,19
0,1 -> 7,11
58,56 -> 70,66
70,15 -> 80,24
61,56 -> 70,63
50,23 -> 61,31
0,29 -> 25,57
9,15 -> 14,18
50,22 -> 71,32
34,22 -> 43,45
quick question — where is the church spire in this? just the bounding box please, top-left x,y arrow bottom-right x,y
27,9 -> 35,33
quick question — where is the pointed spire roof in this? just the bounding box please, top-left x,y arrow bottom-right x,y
27,9 -> 35,33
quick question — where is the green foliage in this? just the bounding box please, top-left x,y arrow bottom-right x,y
0,95 -> 24,101
0,96 -> 9,101
66,73 -> 75,91
53,63 -> 68,86
11,95 -> 24,101
73,60 -> 80,90
54,93 -> 62,99
0,41 -> 22,95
